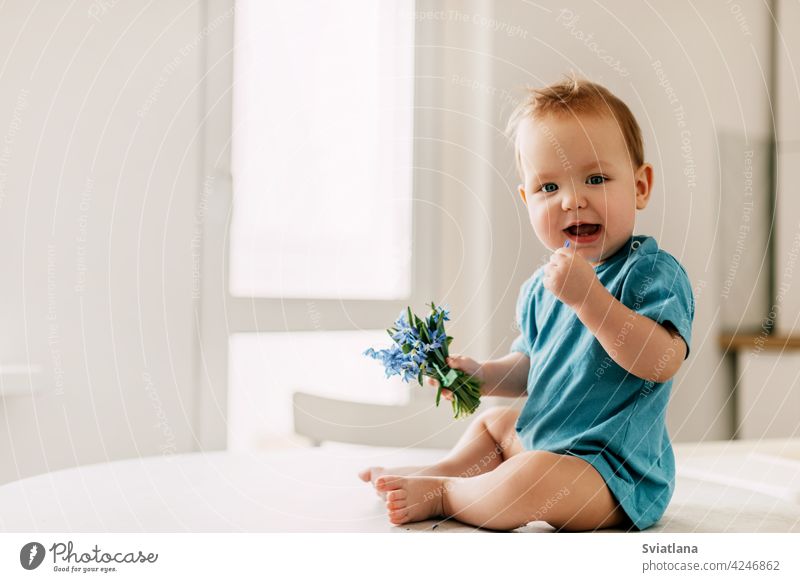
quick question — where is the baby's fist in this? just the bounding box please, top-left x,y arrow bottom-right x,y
542,247 -> 599,308
446,354 -> 484,382
424,354 -> 485,401
424,375 -> 453,401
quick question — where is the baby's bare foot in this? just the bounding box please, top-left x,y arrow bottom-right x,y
374,475 -> 449,525
357,465 -> 435,499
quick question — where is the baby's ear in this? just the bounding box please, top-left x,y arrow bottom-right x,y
518,184 -> 527,205
634,163 -> 654,209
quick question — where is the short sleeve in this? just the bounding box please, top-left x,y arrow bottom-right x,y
509,333 -> 528,354
510,274 -> 537,355
620,253 -> 695,359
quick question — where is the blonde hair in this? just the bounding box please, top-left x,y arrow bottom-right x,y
506,74 -> 644,180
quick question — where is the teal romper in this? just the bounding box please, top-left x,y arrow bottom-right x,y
510,235 -> 695,530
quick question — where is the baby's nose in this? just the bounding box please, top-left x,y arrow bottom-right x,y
561,188 -> 588,210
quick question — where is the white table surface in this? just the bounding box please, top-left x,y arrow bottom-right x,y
1,441 -> 800,533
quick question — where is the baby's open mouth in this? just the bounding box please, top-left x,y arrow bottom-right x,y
563,223 -> 601,237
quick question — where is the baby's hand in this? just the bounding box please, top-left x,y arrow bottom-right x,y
424,354 -> 485,400
543,246 -> 600,308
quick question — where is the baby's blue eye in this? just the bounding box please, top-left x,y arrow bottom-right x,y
541,183 -> 558,193
587,175 -> 606,185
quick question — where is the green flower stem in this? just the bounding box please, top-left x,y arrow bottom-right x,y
448,371 -> 482,419
424,368 -> 482,419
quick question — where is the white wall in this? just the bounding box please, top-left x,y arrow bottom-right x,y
0,0 -> 205,483
776,0 -> 800,336
428,0 -> 774,441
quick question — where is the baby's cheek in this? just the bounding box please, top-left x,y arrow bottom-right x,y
531,212 -> 552,234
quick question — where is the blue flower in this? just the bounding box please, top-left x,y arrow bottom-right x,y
365,304 -> 454,385
364,344 -> 412,379
399,358 -> 421,382
391,312 -> 419,345
423,329 -> 446,352
364,342 -> 426,382
394,312 -> 413,331
391,326 -> 419,345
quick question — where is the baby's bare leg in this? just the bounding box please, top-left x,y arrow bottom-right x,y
434,406 -> 524,477
376,450 -> 627,531
359,406 -> 524,487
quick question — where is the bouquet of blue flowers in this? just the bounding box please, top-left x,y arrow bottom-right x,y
363,302 -> 482,419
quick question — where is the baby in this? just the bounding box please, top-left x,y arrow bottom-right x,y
358,76 -> 695,532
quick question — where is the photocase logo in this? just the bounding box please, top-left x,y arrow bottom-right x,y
20,542 -> 46,570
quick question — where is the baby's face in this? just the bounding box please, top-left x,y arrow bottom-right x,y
516,112 -> 652,266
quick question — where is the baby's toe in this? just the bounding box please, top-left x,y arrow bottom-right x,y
388,509 -> 410,525
381,480 -> 409,518
386,498 -> 407,511
385,490 -> 408,511
386,489 -> 407,503
374,475 -> 404,492
357,467 -> 373,482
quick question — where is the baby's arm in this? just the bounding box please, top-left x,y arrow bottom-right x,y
479,352 -> 530,398
544,247 -> 689,383
429,352 -> 529,399
576,283 -> 686,383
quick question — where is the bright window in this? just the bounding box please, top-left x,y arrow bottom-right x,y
227,1 -> 417,450
230,0 -> 415,299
